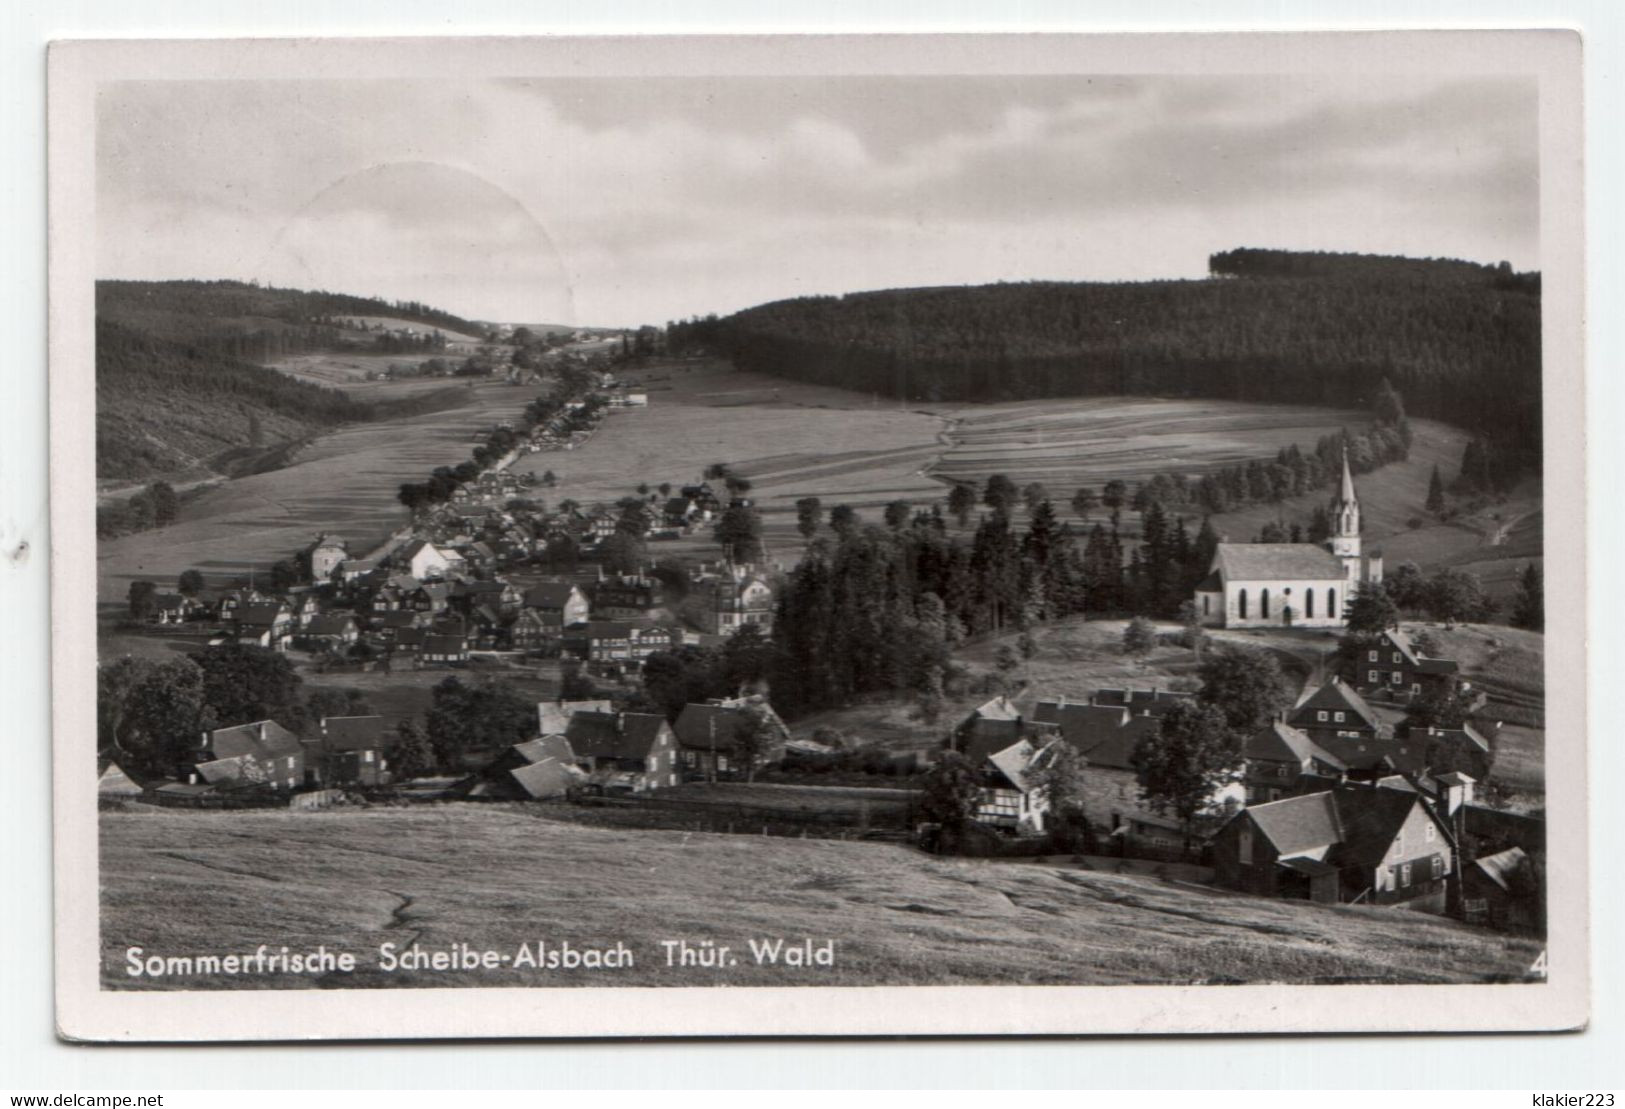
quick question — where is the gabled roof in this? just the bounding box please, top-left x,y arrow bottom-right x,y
1329,787 -> 1428,868
1472,846 -> 1530,893
1245,721 -> 1348,772
525,582 -> 583,609
321,715 -> 386,751
1416,657 -> 1460,675
512,734 -> 576,765
565,711 -> 672,761
205,720 -> 302,761
376,610 -> 420,629
304,613 -> 357,636
1031,701 -> 1156,771
1246,791 -> 1343,857
194,756 -> 261,786
1290,677 -> 1382,731
422,633 -> 467,654
509,758 -> 579,800
984,738 -> 1057,793
1214,543 -> 1344,582
236,602 -> 288,627
538,700 -> 613,736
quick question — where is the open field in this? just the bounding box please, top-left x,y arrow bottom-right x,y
509,358 -> 950,559
100,806 -> 1541,990
933,396 -> 1369,492
96,378 -> 532,613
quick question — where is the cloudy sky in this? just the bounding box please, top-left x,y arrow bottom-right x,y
96,75 -> 1538,327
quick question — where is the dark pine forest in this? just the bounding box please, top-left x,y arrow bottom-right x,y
673,249 -> 1542,464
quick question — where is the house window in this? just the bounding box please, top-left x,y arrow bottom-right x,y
1393,672 -> 1404,684
1393,653 -> 1402,663
364,751 -> 374,763
1238,827 -> 1253,865
1400,862 -> 1413,887
1276,766 -> 1289,778
1368,670 -> 1379,683
1431,855 -> 1445,879
1425,822 -> 1436,842
1334,712 -> 1345,723
1317,711 -> 1328,722
1368,650 -> 1378,662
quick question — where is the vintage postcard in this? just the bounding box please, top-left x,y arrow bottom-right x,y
49,31 -> 1587,1040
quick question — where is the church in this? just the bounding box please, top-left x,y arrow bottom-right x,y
1194,451 -> 1382,629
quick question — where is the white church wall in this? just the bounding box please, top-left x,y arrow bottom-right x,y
1220,578 -> 1348,629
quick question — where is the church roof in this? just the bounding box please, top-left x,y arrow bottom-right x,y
1214,543 -> 1343,582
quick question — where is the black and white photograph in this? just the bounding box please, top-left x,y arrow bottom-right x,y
46,31 -> 1587,1041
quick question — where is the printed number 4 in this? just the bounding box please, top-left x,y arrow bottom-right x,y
1528,950 -> 1548,979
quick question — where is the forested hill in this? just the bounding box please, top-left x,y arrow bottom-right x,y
97,279 -> 485,355
96,319 -> 376,480
693,249 -> 1542,456
95,279 -> 481,481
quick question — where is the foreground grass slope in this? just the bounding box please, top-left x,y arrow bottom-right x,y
102,807 -> 1540,991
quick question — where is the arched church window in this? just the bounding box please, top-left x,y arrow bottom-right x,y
1328,588 -> 1337,620
1261,589 -> 1271,619
1238,588 -> 1248,619
1305,589 -> 1316,618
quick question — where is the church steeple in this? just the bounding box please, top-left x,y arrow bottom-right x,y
1327,446 -> 1361,561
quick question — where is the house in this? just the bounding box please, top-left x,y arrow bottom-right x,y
1349,629 -> 1467,702
1031,696 -> 1244,838
1287,676 -> 1385,752
193,720 -> 305,792
1242,721 -> 1348,803
564,710 -> 682,792
948,695 -> 1058,767
1211,786 -> 1456,910
372,609 -> 425,641
215,587 -> 271,622
234,602 -> 293,650
509,608 -> 559,650
400,539 -> 462,581
1398,721 -> 1495,783
300,613 -> 360,648
454,578 -> 523,613
288,590 -> 325,628
1089,687 -> 1195,716
337,558 -> 380,584
462,735 -> 583,800
591,571 -> 662,619
307,534 -> 349,581
538,699 -> 614,737
1462,846 -> 1542,931
672,697 -> 791,781
151,593 -> 201,625
314,715 -> 393,787
391,626 -> 429,658
523,582 -> 590,628
1194,449 -> 1382,628
421,633 -> 469,665
974,738 -> 1060,834
701,563 -> 774,636
97,755 -> 145,801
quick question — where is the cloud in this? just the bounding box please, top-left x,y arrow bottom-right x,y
96,75 -> 1539,325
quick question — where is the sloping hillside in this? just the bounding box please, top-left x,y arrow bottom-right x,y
702,250 -> 1541,458
95,280 -> 485,481
101,806 -> 1540,990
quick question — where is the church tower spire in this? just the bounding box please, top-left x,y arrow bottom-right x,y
1327,446 -> 1365,586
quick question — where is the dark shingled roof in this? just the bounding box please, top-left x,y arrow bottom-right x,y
565,711 -> 672,761
673,701 -> 789,752
1031,701 -> 1158,771
1214,543 -> 1344,582
1246,791 -> 1343,856
525,582 -> 582,609
321,715 -> 386,752
304,614 -> 356,636
205,720 -> 302,761
1245,721 -> 1348,772
1290,678 -> 1382,731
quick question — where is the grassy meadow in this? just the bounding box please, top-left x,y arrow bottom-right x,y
96,378 -> 535,613
100,806 -> 1542,991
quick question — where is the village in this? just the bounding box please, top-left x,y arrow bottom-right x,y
98,337 -> 1548,944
